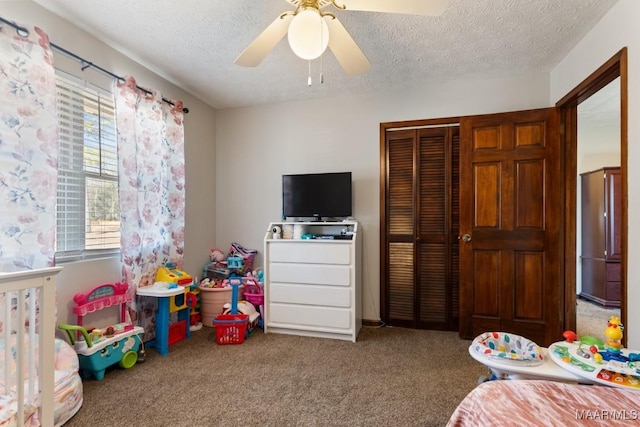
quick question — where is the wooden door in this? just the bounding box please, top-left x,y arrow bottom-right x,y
458,108 -> 563,346
381,126 -> 459,330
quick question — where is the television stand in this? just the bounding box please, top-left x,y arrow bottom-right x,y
263,220 -> 361,342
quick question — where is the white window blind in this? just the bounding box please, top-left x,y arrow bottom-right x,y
55,72 -> 120,261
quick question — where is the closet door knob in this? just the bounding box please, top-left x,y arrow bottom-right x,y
460,234 -> 472,243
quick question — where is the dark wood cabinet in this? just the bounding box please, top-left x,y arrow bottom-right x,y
580,167 -> 621,307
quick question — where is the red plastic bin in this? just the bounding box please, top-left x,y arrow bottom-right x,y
213,313 -> 248,345
168,320 -> 187,346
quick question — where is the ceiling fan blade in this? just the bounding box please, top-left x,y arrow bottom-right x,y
338,0 -> 449,16
326,17 -> 370,76
234,14 -> 293,67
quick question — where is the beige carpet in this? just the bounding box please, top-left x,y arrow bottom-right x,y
64,302 -> 614,427
64,326 -> 487,427
576,298 -> 620,339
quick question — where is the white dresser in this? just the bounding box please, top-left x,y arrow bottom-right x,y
263,221 -> 361,342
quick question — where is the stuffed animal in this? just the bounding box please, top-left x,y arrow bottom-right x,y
246,269 -> 264,284
210,248 -> 225,262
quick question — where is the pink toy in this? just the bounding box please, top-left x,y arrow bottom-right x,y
72,282 -> 131,328
243,276 -> 263,306
210,248 -> 225,262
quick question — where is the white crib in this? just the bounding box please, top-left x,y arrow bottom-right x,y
0,267 -> 61,426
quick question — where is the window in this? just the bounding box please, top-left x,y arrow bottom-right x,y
55,72 -> 119,261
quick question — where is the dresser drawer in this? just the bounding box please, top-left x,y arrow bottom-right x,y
268,242 -> 351,265
270,283 -> 350,307
269,303 -> 351,329
269,263 -> 350,286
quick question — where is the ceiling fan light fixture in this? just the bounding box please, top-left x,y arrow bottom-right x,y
287,8 -> 329,60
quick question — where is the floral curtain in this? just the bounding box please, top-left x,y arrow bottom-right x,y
0,21 -> 58,334
113,76 -> 185,340
0,22 -> 58,272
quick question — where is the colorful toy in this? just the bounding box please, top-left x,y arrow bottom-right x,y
469,331 -> 590,383
562,330 -> 577,343
253,268 -> 264,284
212,277 -> 249,345
547,318 -> 640,390
228,242 -> 258,273
227,256 -> 243,270
567,316 -> 626,364
155,262 -> 193,285
243,282 -> 263,306
137,282 -> 192,355
471,332 -> 544,365
242,273 -> 264,329
58,283 -> 144,380
187,289 -> 203,331
210,248 -> 225,262
204,264 -> 231,281
604,315 -> 623,354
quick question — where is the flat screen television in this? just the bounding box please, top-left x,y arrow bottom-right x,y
282,172 -> 352,219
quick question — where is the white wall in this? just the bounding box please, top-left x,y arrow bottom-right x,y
1,3 -> 218,328
215,73 -> 551,322
551,0 -> 639,347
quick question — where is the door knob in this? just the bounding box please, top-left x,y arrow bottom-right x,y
460,234 -> 472,243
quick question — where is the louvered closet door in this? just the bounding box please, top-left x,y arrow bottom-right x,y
382,126 -> 459,330
385,129 -> 415,326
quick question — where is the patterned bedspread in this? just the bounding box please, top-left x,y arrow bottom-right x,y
447,380 -> 640,426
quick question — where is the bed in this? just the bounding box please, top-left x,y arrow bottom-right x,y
0,268 -> 83,426
446,380 -> 640,426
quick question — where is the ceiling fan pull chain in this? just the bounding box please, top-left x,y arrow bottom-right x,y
308,60 -> 312,86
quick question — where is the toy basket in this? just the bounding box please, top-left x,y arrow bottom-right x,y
243,278 -> 264,306
213,313 -> 249,345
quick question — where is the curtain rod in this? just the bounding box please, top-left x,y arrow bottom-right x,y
0,16 -> 189,113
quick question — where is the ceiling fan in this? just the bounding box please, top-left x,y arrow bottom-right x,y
234,0 -> 450,76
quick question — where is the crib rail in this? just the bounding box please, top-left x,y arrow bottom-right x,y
0,267 -> 61,426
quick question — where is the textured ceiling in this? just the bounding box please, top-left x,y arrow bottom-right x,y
31,0 -> 618,109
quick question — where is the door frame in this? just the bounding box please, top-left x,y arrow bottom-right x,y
556,47 -> 628,339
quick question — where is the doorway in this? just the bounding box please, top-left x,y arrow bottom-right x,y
557,48 -> 628,342
576,77 -> 621,338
